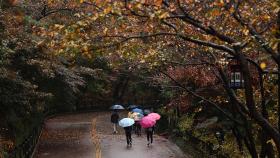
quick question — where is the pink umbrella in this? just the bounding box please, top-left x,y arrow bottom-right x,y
148,113 -> 161,120
140,116 -> 156,128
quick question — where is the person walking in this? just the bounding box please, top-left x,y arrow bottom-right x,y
124,125 -> 133,147
128,110 -> 135,132
128,110 -> 133,119
146,126 -> 155,146
135,121 -> 141,136
111,110 -> 119,134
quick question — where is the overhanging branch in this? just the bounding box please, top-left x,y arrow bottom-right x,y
232,0 -> 278,62
159,70 -> 243,125
96,32 -> 235,54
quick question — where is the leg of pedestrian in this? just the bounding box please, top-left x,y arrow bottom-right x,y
129,132 -> 132,146
113,124 -> 116,134
136,124 -> 141,136
150,132 -> 153,144
139,125 -> 142,136
126,132 -> 130,147
147,131 -> 150,146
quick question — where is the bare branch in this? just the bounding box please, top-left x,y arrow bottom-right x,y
174,1 -> 236,44
232,1 -> 279,62
159,69 -> 243,125
167,61 -> 213,66
124,0 -> 149,18
37,8 -> 73,20
97,32 -> 235,54
161,20 -> 178,33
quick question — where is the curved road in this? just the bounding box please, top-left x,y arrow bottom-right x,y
33,112 -> 191,158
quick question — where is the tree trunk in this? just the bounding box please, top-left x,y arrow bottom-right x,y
217,67 -> 257,157
112,79 -> 122,103
232,128 -> 244,153
113,74 -> 128,104
250,129 -> 259,157
259,69 -> 275,158
260,133 -> 275,158
244,136 -> 257,158
277,10 -> 280,133
237,53 -> 280,153
118,76 -> 130,104
278,65 -> 280,132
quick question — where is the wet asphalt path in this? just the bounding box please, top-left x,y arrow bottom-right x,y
33,112 -> 191,158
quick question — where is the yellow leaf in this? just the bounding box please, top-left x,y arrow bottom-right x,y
263,15 -> 271,20
266,139 -> 276,147
83,46 -> 89,52
95,0 -> 102,5
211,9 -> 220,16
104,7 -> 112,14
74,13 -> 81,18
159,12 -> 169,19
103,27 -> 108,34
260,62 -> 266,70
135,3 -> 142,9
243,29 -> 249,36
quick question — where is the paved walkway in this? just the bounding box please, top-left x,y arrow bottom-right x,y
33,112 -> 191,158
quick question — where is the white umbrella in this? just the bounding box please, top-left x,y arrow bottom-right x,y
119,118 -> 135,127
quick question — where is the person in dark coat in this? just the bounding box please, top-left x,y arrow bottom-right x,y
124,126 -> 133,147
146,126 -> 155,146
111,110 -> 119,134
135,121 -> 141,136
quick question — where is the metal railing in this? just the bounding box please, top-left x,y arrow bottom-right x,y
7,109 -> 57,158
6,108 -> 102,158
7,124 -> 42,158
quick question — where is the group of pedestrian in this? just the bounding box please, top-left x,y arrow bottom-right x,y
110,106 -> 160,147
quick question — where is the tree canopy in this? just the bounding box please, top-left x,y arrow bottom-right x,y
1,0 -> 280,157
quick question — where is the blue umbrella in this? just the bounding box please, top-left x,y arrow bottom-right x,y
110,104 -> 125,110
119,118 -> 135,127
132,108 -> 143,114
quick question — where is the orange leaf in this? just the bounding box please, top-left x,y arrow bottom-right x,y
154,0 -> 162,6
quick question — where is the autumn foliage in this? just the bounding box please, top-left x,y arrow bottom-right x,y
1,0 -> 280,157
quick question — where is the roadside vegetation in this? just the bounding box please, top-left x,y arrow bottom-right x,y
1,1 -> 280,157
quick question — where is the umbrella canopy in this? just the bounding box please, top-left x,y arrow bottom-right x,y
119,118 -> 135,127
143,109 -> 151,115
132,112 -> 144,121
127,105 -> 138,110
148,113 -> 161,120
110,104 -> 125,110
140,116 -> 156,128
128,111 -> 134,119
132,108 -> 143,114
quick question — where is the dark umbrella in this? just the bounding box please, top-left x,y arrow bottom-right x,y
110,104 -> 125,110
127,105 -> 138,110
143,109 -> 151,115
